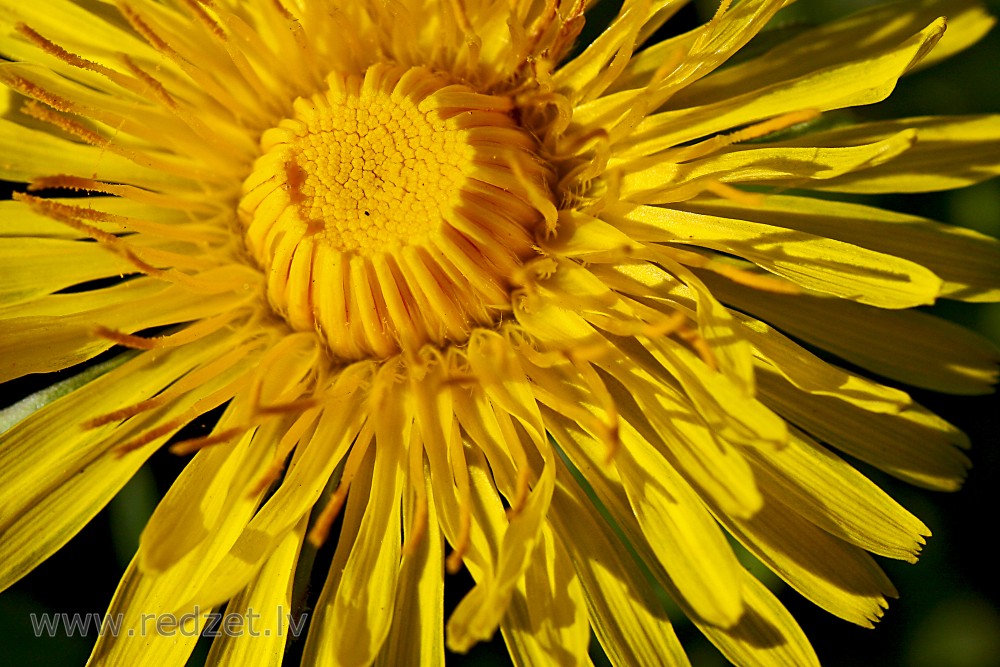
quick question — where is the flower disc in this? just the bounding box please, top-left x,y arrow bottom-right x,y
239,63 -> 549,360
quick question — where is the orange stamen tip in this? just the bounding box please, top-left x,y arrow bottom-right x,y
705,180 -> 764,206
602,423 -> 621,465
306,526 -> 329,548
401,501 -> 429,556
29,175 -> 103,193
95,326 -> 158,350
308,490 -> 348,548
168,427 -> 242,455
249,458 -> 287,497
255,398 -> 319,415
445,549 -> 465,574
112,445 -> 138,459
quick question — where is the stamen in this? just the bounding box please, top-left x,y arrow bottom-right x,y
667,109 -> 822,164
676,324 -> 718,372
118,2 -> 172,54
402,427 -> 429,555
95,314 -> 239,353
446,0 -> 482,72
711,0 -> 734,23
85,396 -> 169,429
254,397 -> 319,416
14,23 -> 138,92
529,382 -> 618,459
14,193 -> 162,275
508,154 -> 557,237
179,0 -> 226,39
248,408 -> 322,497
556,128 -> 610,195
119,1 -> 265,123
572,358 -> 622,463
28,175 -> 218,212
168,426 -> 244,455
3,74 -> 74,114
445,419 -> 472,574
120,55 -> 253,157
21,100 -> 216,181
307,419 -> 375,547
703,180 -> 765,206
87,340 -> 258,428
491,407 -> 532,517
644,243 -> 802,295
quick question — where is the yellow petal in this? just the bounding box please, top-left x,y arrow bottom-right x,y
0,1 -> 159,73
139,333 -> 319,573
672,1 -> 984,106
608,202 -> 942,308
783,115 -> 1000,193
0,335 -> 231,594
548,407 -> 819,663
747,427 -> 931,561
714,490 -> 897,628
86,557 -> 208,667
0,274 -> 255,382
552,0 -> 647,104
602,354 -> 764,518
699,570 -> 820,667
552,409 -> 745,628
447,433 -> 556,652
0,117 -> 182,187
205,517 -> 308,667
549,466 -> 691,667
679,194 -> 1000,302
187,365 -> 372,609
0,439 -> 151,594
617,18 -> 944,156
374,471 -> 446,667
500,523 -> 591,667
641,335 -> 786,447
303,428 -> 403,667
759,369 -> 970,491
619,129 -> 918,203
703,271 -> 1000,394
732,313 -> 912,414
0,238 -> 132,306
89,424 -> 286,666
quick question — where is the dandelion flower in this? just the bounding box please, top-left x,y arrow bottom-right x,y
2,0 -> 1000,665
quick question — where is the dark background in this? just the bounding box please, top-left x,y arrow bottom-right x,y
1,1 -> 998,665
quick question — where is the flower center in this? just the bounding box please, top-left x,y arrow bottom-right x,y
239,64 -> 550,360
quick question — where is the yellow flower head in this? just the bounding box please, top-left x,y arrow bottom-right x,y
2,1 -> 999,665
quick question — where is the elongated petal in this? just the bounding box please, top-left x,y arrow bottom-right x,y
714,491 -> 897,627
679,194 -> 1000,302
618,17 -> 944,155
733,313 -> 912,414
374,472 -> 446,667
607,202 -> 941,308
759,370 -> 970,491
548,466 -> 690,667
747,428 -> 930,560
205,518 -> 308,667
784,115 -> 1000,193
703,270 -> 1000,394
500,523 -> 591,667
669,1 -> 988,106
620,129 -> 918,202
700,570 -> 820,667
301,437 -> 402,667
